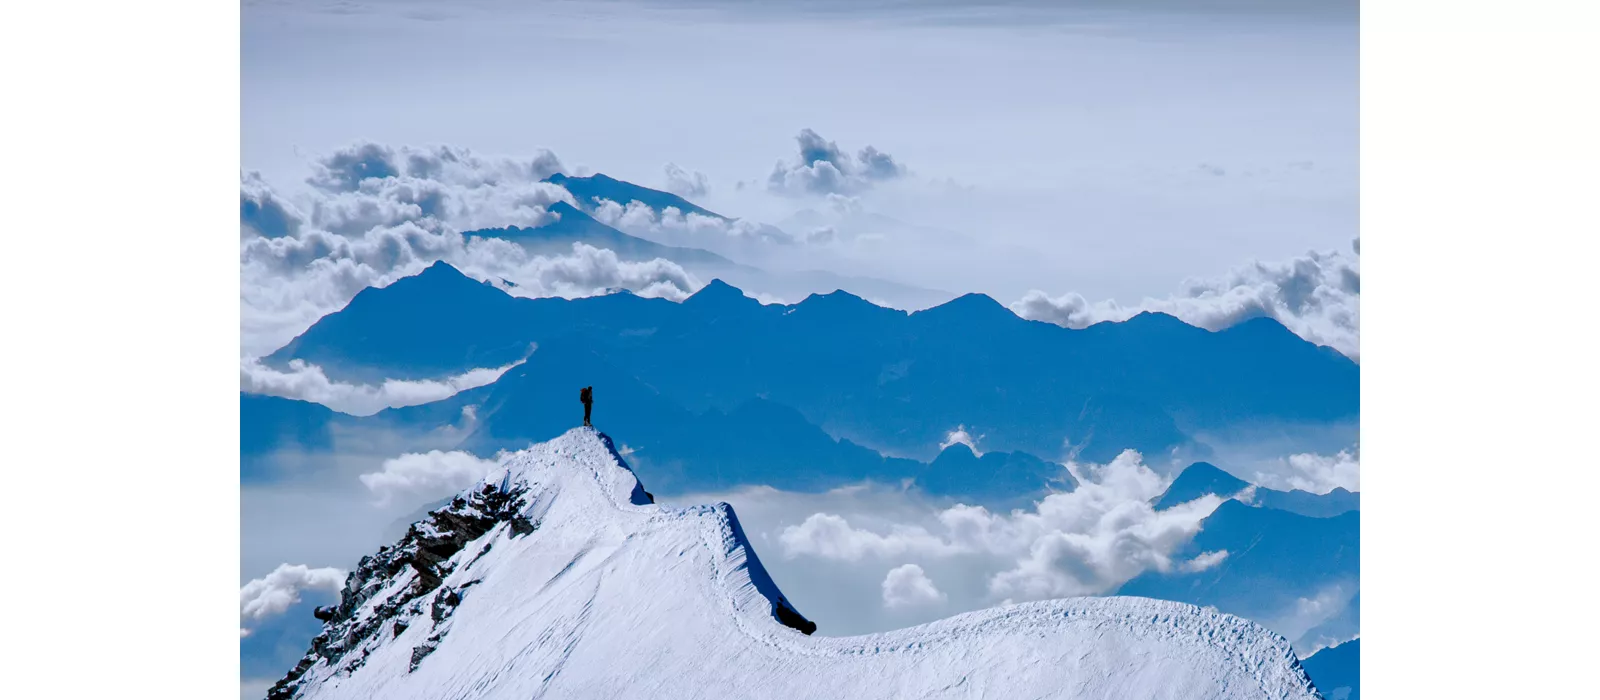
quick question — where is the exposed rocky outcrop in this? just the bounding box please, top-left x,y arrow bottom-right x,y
267,428 -> 1314,700
267,477 -> 535,700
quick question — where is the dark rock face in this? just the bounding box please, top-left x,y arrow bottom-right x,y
267,433 -> 819,697
773,595 -> 817,636
408,641 -> 438,672
266,478 -> 535,700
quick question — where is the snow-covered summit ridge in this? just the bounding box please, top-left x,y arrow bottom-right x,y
270,427 -> 1322,700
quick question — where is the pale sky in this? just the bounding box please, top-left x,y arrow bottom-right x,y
243,0 -> 1356,311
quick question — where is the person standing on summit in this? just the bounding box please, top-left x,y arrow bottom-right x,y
580,386 -> 593,427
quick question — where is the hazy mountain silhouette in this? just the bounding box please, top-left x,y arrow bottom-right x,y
1155,462 -> 1250,509
1117,499 -> 1359,643
268,263 -> 1357,463
471,201 -> 738,267
542,173 -> 950,307
547,172 -> 726,220
1256,486 -> 1360,518
916,443 -> 1077,509
1301,638 -> 1359,700
1155,461 -> 1359,518
263,261 -> 538,383
241,393 -> 340,457
450,339 -> 916,494
241,393 -> 351,481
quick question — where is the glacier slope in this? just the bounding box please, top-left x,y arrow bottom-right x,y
273,428 -> 1320,700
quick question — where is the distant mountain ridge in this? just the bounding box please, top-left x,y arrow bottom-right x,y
1119,496 -> 1359,651
241,393 -> 349,482
265,262 -> 1358,462
265,262 -> 536,382
546,172 -> 726,220
1156,461 -> 1360,518
468,201 -> 739,268
1301,638 -> 1360,700
538,172 -> 951,307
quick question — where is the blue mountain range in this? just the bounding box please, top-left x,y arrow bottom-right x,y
244,257 -> 1360,681
546,172 -> 726,220
265,261 -> 1358,466
1156,461 -> 1359,518
241,393 -> 350,482
1120,483 -> 1359,648
1301,638 -> 1359,700
469,200 -> 738,267
264,262 -> 536,383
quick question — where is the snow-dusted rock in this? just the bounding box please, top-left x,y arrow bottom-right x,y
269,428 -> 1321,700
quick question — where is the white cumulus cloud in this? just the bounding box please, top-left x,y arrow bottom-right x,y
589,198 -> 793,244
780,450 -> 1227,600
240,144 -> 704,357
662,162 -> 710,199
882,564 -> 947,609
768,128 -> 908,196
240,563 -> 346,636
779,513 -> 962,562
938,424 -> 983,455
1012,243 -> 1360,360
1179,550 -> 1230,573
359,450 -> 503,506
1253,448 -> 1360,494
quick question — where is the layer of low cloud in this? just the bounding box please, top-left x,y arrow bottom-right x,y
882,564 -> 946,609
1268,581 -> 1359,655
239,357 -> 521,416
241,145 -> 703,356
1253,448 -> 1360,494
780,449 -> 1226,599
590,197 -> 793,244
1179,549 -> 1230,573
780,513 -> 963,561
1012,242 -> 1360,360
308,143 -> 565,198
240,563 -> 346,636
662,162 -> 710,199
768,128 -> 907,196
359,450 -> 503,507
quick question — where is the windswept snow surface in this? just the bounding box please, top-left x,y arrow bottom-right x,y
275,428 -> 1320,700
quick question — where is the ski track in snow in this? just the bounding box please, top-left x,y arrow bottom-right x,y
283,428 -> 1321,700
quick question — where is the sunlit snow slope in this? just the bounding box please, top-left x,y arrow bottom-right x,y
269,428 -> 1321,700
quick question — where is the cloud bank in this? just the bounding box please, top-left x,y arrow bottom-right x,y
662,162 -> 710,199
882,564 -> 946,609
780,513 -> 963,561
241,143 -> 703,356
1269,582 -> 1359,655
780,449 -> 1228,600
1012,243 -> 1360,360
359,450 -> 503,506
239,357 -> 521,416
768,128 -> 907,196
1253,448 -> 1360,494
240,563 -> 346,636
590,198 -> 794,244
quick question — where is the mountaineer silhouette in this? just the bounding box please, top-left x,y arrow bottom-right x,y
580,386 -> 593,427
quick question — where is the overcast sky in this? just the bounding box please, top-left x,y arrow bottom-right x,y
243,0 -> 1356,307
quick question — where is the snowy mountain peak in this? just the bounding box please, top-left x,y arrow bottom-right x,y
268,427 -> 1321,700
